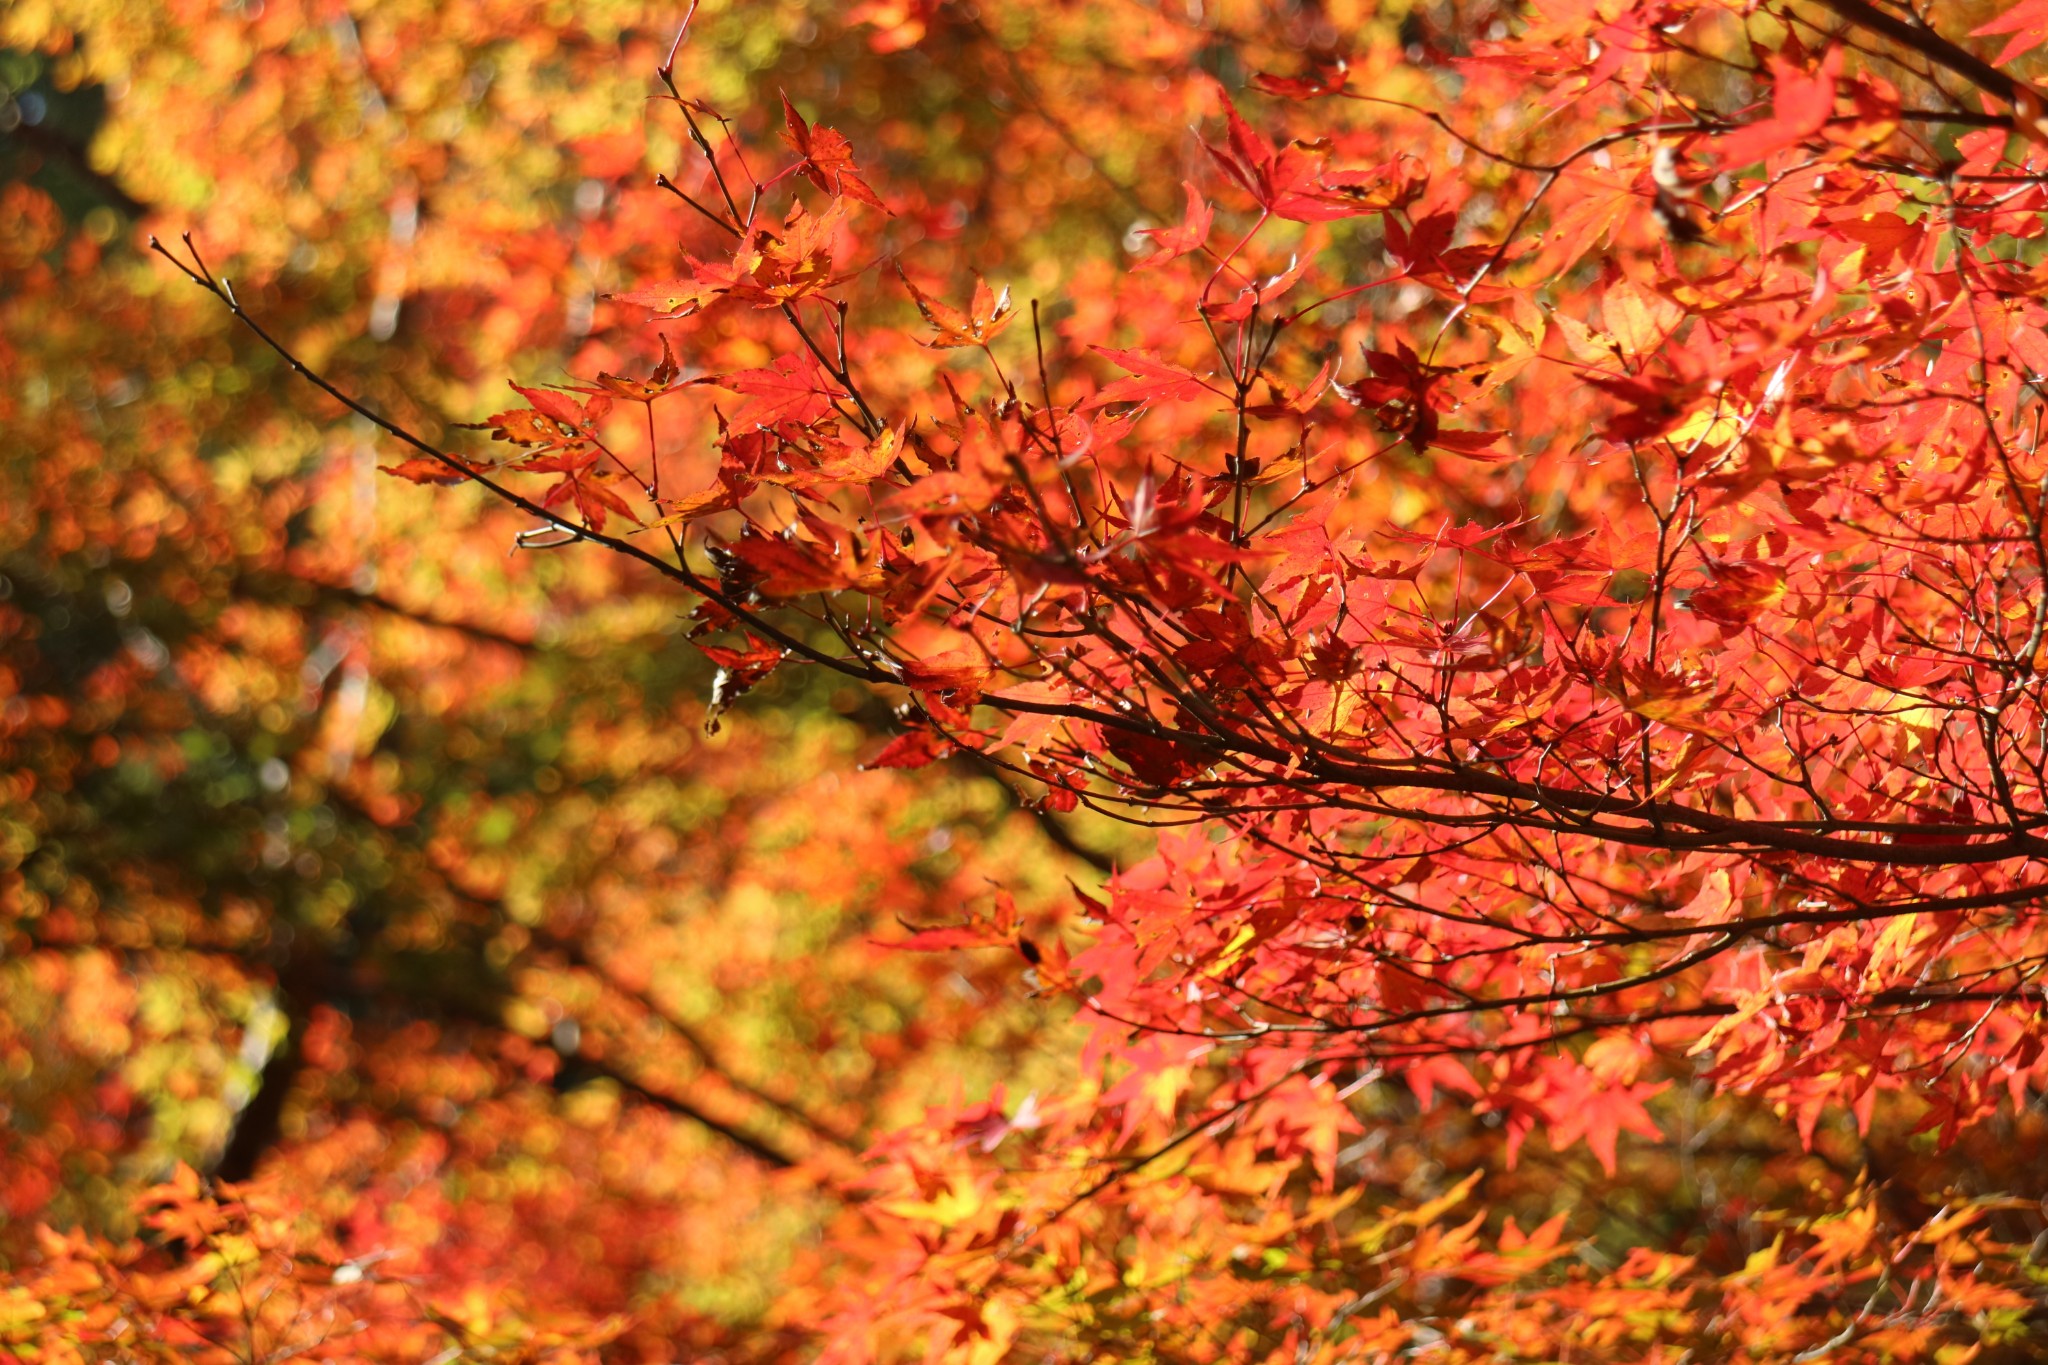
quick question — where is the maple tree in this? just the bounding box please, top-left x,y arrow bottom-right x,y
17,0 -> 2048,1359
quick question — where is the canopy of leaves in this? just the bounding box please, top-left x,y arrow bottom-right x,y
11,0 -> 2048,1361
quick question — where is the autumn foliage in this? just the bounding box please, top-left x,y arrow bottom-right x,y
11,0 -> 2048,1359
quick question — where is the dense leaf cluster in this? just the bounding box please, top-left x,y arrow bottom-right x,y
11,0 -> 2048,1360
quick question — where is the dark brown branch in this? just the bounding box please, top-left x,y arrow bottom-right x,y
1811,0 -> 2023,106
981,688 -> 2048,867
427,990 -> 803,1170
214,1006 -> 305,1182
950,746 -> 1118,874
237,570 -> 540,654
559,1058 -> 800,1168
529,923 -> 863,1154
315,786 -> 822,1169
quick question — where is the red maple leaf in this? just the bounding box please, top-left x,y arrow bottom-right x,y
781,94 -> 888,209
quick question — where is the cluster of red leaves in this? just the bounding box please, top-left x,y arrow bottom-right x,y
20,0 -> 2048,1359
366,0 -> 2048,1356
